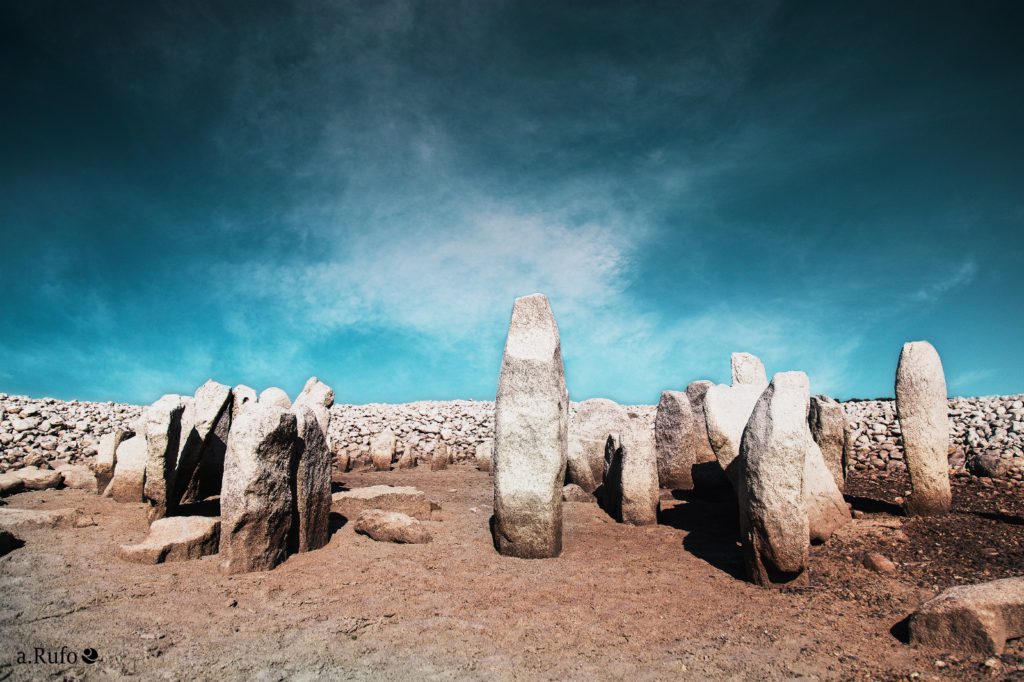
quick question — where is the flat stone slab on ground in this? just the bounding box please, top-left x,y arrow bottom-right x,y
353,510 -> 432,544
331,485 -> 432,521
909,577 -> 1024,655
55,464 -> 97,492
10,466 -> 64,491
118,516 -> 221,564
0,507 -> 80,531
0,473 -> 25,496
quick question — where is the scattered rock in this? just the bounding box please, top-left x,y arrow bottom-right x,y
910,577 -> 1024,654
862,552 -> 897,574
117,516 -> 221,564
353,510 -> 432,544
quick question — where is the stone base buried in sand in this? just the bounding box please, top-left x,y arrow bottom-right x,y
0,507 -> 80,531
331,485 -> 433,521
117,516 -> 221,564
353,509 -> 432,544
909,577 -> 1024,655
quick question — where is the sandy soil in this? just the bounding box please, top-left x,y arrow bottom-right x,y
1,466 -> 1021,680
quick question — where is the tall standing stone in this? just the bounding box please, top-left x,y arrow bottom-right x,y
602,420 -> 659,526
732,352 -> 768,388
370,429 -> 396,471
290,404 -> 332,553
896,341 -> 952,516
686,380 -> 729,490
493,294 -> 568,559
655,390 -> 695,490
430,441 -> 449,471
220,403 -> 298,574
95,428 -> 132,495
738,372 -> 811,587
567,398 -> 629,493
475,438 -> 494,472
704,383 -> 764,489
143,395 -> 187,520
808,395 -> 847,492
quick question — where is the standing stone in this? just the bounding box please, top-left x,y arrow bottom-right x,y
803,437 -> 851,543
687,380 -> 730,490
174,380 -> 232,507
231,385 -> 257,423
259,387 -> 292,410
567,398 -> 629,493
896,341 -> 952,516
370,429 -> 397,471
738,372 -> 811,587
95,428 -> 132,494
493,293 -> 568,559
290,404 -> 332,553
294,376 -> 334,433
143,395 -> 187,520
475,439 -> 494,472
109,434 -> 148,503
430,442 -> 449,471
732,352 -> 768,388
808,395 -> 847,492
397,445 -> 416,469
704,383 -> 764,489
220,403 -> 298,574
654,390 -> 695,490
602,421 -> 659,526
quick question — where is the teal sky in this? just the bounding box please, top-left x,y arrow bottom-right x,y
1,1 -> 1022,405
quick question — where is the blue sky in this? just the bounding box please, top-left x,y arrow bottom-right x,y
1,1 -> 1022,405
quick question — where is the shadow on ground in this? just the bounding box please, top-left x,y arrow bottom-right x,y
659,489 -> 745,580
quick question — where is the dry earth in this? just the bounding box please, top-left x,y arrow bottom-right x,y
1,466 -> 1023,680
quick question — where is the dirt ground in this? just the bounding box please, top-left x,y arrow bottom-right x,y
2,466 -> 1023,681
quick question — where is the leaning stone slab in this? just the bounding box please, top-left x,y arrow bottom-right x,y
738,372 -> 811,587
909,577 -> 1024,654
117,516 -> 221,565
219,403 -> 298,574
370,429 -> 396,471
808,395 -> 847,492
896,341 -> 952,516
331,485 -> 431,521
731,352 -> 768,388
109,434 -> 148,502
94,429 -> 132,494
143,395 -> 187,520
704,384 -> 763,488
54,464 -> 97,493
9,466 -> 63,491
353,510 -> 432,544
493,294 -> 569,559
475,439 -> 494,473
602,422 -> 659,526
290,404 -> 332,553
568,398 -> 629,494
294,376 -> 335,433
686,380 -> 729,490
655,390 -> 695,490
803,437 -> 851,544
174,380 -> 232,507
0,507 -> 80,531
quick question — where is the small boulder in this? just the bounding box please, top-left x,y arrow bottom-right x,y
353,510 -> 432,544
0,473 -> 25,497
910,577 -> 1024,654
862,552 -> 897,574
258,387 -> 292,410
117,516 -> 221,564
562,483 -> 594,503
331,485 -> 432,521
54,464 -> 97,492
969,450 -> 1008,479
